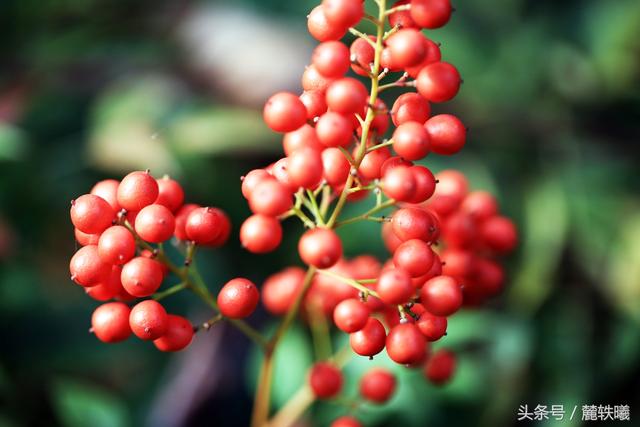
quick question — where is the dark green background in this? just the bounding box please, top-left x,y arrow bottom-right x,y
0,0 -> 639,426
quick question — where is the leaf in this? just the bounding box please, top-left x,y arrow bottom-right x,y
0,124 -> 28,161
51,378 -> 130,427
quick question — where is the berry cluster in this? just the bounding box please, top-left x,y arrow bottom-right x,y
68,171 -> 263,352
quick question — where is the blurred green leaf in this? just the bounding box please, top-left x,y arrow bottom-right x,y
51,378 -> 130,427
0,124 -> 28,161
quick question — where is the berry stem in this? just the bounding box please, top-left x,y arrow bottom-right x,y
384,3 -> 411,16
308,303 -> 332,361
347,28 -> 377,49
317,268 -> 381,299
366,138 -> 394,152
335,199 -> 395,227
152,281 -> 187,301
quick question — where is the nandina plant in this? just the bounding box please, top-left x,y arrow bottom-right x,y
68,1 -> 518,426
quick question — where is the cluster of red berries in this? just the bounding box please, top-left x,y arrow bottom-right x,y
68,170 -> 252,351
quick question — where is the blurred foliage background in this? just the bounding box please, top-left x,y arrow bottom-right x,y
0,0 -> 639,426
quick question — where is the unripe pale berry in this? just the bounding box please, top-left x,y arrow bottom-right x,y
217,278 -> 260,319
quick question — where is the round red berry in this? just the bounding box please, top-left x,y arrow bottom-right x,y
307,5 -> 347,42
386,323 -> 427,365
392,207 -> 439,243
300,90 -> 328,120
410,0 -> 452,29
425,114 -> 466,155
386,28 -> 426,68
240,214 -> 282,254
333,298 -> 369,333
409,165 -> 436,204
350,317 -> 386,356
153,314 -> 194,352
120,256 -> 164,297
480,216 -> 517,254
326,78 -> 369,115
217,278 -> 260,319
97,225 -> 136,265
248,179 -> 293,217
117,171 -> 159,212
154,176 -> 184,212
298,228 -> 343,269
287,147 -> 324,189
393,239 -> 435,278
392,121 -> 431,160
416,311 -> 447,341
312,41 -> 351,78
90,179 -> 121,211
420,275 -> 462,316
173,203 -> 200,241
322,147 -> 351,186
350,37 -> 375,76
391,93 -> 431,126
70,194 -> 115,235
262,267 -> 305,315
283,124 -> 323,156
376,268 -> 415,305
382,165 -> 417,202
129,299 -> 168,340
331,416 -> 362,427
424,349 -> 456,384
263,92 -> 307,133
360,367 -> 396,403
417,62 -> 461,103
316,112 -> 354,148
70,245 -> 111,287
322,0 -> 363,27
309,362 -> 343,399
86,265 -> 123,301
91,302 -> 131,343
135,204 -> 175,243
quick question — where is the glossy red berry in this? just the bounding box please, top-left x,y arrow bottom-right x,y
217,278 -> 260,319
386,323 -> 427,365
333,298 -> 369,333
185,207 -> 224,244
248,179 -> 293,217
425,114 -> 466,155
74,228 -> 100,246
97,225 -> 136,265
309,362 -> 343,399
173,203 -> 200,241
90,179 -> 121,211
322,147 -> 351,186
380,155 -> 413,176
388,0 -> 416,29
410,0 -> 452,29
382,165 -> 416,202
480,216 -> 518,254
298,228 -> 343,269
263,92 -> 307,133
316,112 -> 354,147
420,275 -> 462,316
360,367 -> 396,403
326,78 -> 368,115
473,258 -> 505,296
153,314 -> 194,352
416,311 -> 447,341
262,267 -> 305,315
376,268 -> 414,305
283,125 -> 323,157
70,245 -> 111,287
392,121 -> 431,160
391,93 -> 430,126
205,208 -> 231,248
350,317 -> 386,356
117,170 -> 159,212
270,158 -> 298,193
350,37 -> 375,76
331,416 -> 362,427
91,302 -> 131,343
406,37 -> 442,77
386,29 -> 426,68
70,194 -> 115,235
358,146 -> 391,180
307,5 -> 348,42
424,349 -> 456,384
322,0 -> 364,27
300,90 -> 328,120
417,62 -> 461,103
392,207 -> 439,243
461,191 -> 498,222
154,176 -> 184,212
129,299 -> 168,340
287,147 -> 324,189
135,204 -> 175,243
409,165 -> 436,204
302,65 -> 335,92
120,256 -> 164,297
312,41 -> 351,78
393,239 -> 435,278
86,265 -> 123,301
240,214 -> 282,253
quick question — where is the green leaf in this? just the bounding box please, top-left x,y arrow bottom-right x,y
0,124 -> 28,161
51,378 -> 130,427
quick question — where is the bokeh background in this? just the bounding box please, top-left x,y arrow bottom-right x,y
1,0 -> 639,426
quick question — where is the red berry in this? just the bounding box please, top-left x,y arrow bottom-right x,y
388,0 -> 417,29
217,278 -> 260,319
117,171 -> 159,212
135,204 -> 175,243
416,311 -> 447,341
270,158 -> 298,192
322,0 -> 364,27
316,112 -> 354,147
393,239 -> 435,278
185,207 -> 224,244
173,203 -> 200,241
382,165 -> 417,202
154,176 -> 184,213
333,298 -> 369,333
120,256 -> 164,297
287,147 -> 324,189
392,121 -> 431,160
405,37 -> 442,78
97,225 -> 135,265
358,146 -> 391,180
350,317 -> 386,356
262,267 -> 305,315
129,299 -> 168,340
307,5 -> 347,42
91,302 -> 131,343
472,258 -> 504,297
440,248 -> 474,280
153,314 -> 194,352
309,362 -> 343,398
480,216 -> 517,254
70,245 -> 111,287
350,37 -> 375,76
386,28 -> 426,68
461,191 -> 498,222
391,93 -> 431,126
360,367 -> 396,403
380,155 -> 413,176
240,214 -> 282,253
263,92 -> 307,133
86,265 -> 123,301
248,179 -> 292,217
409,165 -> 436,203
205,208 -> 231,247
242,170 -> 272,200
313,41 -> 351,78
90,179 -> 121,211
365,98 -> 390,135
331,416 -> 362,427
376,268 -> 414,305
75,228 -> 100,246
302,65 -> 335,92
283,124 -> 323,156
424,349 -> 456,384
417,62 -> 461,103
420,275 -> 462,316
322,147 -> 351,186
410,0 -> 452,29
392,207 -> 439,243
326,78 -> 369,115
425,114 -> 466,155
298,228 -> 343,269
386,323 -> 427,365
70,194 -> 115,235
300,90 -> 328,119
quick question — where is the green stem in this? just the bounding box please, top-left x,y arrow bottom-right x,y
316,269 -> 381,299
152,282 -> 187,301
335,199 -> 395,228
